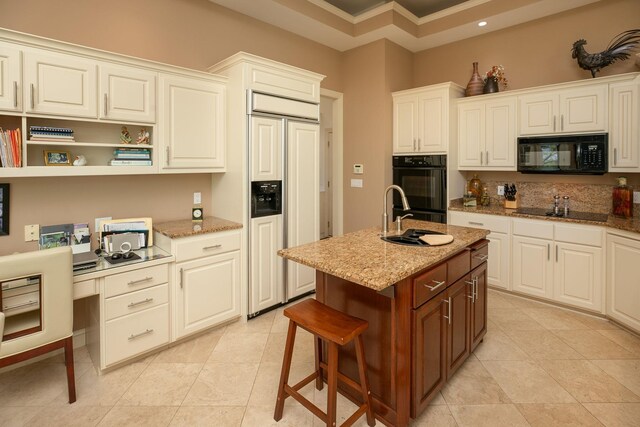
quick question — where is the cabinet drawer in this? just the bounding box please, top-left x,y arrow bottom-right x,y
513,218 -> 553,239
74,279 -> 97,300
104,283 -> 168,321
470,240 -> 489,270
555,223 -> 603,247
104,264 -> 168,298
413,262 -> 447,308
449,211 -> 510,234
104,304 -> 169,366
174,231 -> 241,263
2,291 -> 40,317
447,250 -> 471,285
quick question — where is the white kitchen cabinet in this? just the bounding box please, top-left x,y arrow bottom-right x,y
512,234 -> 554,299
250,116 -> 282,181
393,83 -> 463,154
287,120 -> 319,298
609,78 -> 640,171
154,229 -> 242,341
554,242 -> 602,311
159,74 -> 226,171
0,42 -> 21,112
24,49 -> 97,118
99,64 -> 156,123
458,96 -> 516,170
607,231 -> 640,332
518,85 -> 607,135
448,211 -> 511,290
250,215 -> 283,313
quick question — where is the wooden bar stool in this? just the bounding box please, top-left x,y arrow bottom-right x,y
274,299 -> 375,427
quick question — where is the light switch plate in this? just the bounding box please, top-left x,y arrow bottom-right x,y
24,224 -> 39,242
353,164 -> 364,175
194,192 -> 202,204
497,185 -> 505,196
634,191 -> 640,204
351,179 -> 363,188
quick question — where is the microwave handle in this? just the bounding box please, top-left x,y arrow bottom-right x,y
576,143 -> 582,170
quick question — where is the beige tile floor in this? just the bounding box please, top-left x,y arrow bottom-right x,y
1,289 -> 640,426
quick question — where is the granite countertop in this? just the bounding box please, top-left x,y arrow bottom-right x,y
154,216 -> 242,238
278,219 -> 489,292
449,199 -> 640,234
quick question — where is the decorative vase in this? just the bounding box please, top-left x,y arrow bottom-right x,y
483,76 -> 499,94
467,174 -> 482,203
465,62 -> 484,97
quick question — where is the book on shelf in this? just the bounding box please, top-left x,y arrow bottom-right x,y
113,148 -> 151,160
30,126 -> 74,135
0,127 -> 23,168
29,136 -> 76,142
109,159 -> 152,166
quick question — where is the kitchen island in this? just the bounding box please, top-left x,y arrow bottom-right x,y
279,220 -> 489,427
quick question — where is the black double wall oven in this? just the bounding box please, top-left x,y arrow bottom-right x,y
392,155 -> 447,224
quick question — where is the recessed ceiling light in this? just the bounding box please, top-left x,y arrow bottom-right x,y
478,21 -> 487,27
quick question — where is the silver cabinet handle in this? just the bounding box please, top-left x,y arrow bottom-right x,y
4,300 -> 38,311
547,243 -> 550,260
553,116 -> 556,132
13,81 -> 17,108
486,151 -> 489,165
128,298 -> 154,308
480,150 -> 483,165
473,277 -> 478,302
556,245 -> 558,262
179,267 -> 184,289
128,329 -> 154,340
166,147 -> 170,165
128,277 -> 153,286
425,279 -> 446,291
443,297 -> 451,324
469,221 -> 484,226
413,138 -> 417,151
104,93 -> 108,116
203,244 -> 222,250
561,114 -> 564,131
614,148 -> 617,166
30,83 -> 34,109
473,254 -> 488,261
465,280 -> 475,300
417,138 -> 421,151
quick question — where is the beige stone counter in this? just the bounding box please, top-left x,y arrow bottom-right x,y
154,216 -> 242,238
448,199 -> 640,234
278,219 -> 489,291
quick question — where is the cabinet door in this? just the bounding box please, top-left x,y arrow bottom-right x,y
446,278 -> 471,379
485,98 -> 516,168
159,75 -> 225,170
457,102 -> 484,167
99,64 -> 156,123
417,91 -> 445,153
24,50 -> 97,118
286,121 -> 319,298
250,215 -> 283,315
609,81 -> 639,171
560,85 -> 607,133
250,116 -> 282,181
470,262 -> 487,351
554,242 -> 602,312
393,94 -> 417,154
512,235 -> 553,299
0,42 -> 21,112
607,234 -> 640,331
486,231 -> 510,290
175,251 -> 240,339
412,296 -> 447,417
518,93 -> 557,135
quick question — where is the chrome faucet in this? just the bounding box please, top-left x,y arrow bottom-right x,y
382,185 -> 411,235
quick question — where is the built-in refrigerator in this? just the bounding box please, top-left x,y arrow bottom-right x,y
248,92 -> 320,317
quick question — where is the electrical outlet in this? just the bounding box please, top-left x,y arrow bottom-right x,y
634,191 -> 640,204
24,224 -> 39,242
193,192 -> 202,204
497,185 -> 505,196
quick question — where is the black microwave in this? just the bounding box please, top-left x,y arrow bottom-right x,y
517,133 -> 607,175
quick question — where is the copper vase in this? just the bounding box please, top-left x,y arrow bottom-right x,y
465,62 -> 484,97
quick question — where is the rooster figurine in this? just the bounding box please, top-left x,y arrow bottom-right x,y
572,29 -> 640,77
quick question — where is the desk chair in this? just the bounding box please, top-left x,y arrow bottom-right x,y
0,247 -> 76,403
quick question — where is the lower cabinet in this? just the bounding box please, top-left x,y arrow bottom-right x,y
512,234 -> 554,299
411,244 -> 488,417
607,231 -> 640,331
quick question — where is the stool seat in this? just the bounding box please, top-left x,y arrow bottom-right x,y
275,299 -> 375,427
284,299 -> 368,345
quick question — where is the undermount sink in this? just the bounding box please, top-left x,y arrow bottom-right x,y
381,229 -> 444,246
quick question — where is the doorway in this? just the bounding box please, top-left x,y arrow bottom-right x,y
319,90 -> 343,238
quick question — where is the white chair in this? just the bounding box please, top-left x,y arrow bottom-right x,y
0,246 -> 76,403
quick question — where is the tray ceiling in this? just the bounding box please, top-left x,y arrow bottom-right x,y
324,0 -> 469,18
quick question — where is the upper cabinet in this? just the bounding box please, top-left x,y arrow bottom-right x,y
393,83 -> 463,155
518,85 -> 608,135
609,77 -> 640,172
158,74 -> 226,172
24,49 -> 97,118
99,64 -> 156,123
458,96 -> 516,170
0,42 -> 21,112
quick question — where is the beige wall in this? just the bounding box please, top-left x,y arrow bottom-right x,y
413,0 -> 640,89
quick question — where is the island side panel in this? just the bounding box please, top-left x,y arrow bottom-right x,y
316,271 -> 413,427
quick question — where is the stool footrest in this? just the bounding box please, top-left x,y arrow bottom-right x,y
291,371 -> 319,392
319,361 -> 366,397
342,404 -> 369,427
284,384 -> 327,423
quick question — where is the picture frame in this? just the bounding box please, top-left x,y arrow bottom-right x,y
44,150 -> 71,166
0,183 -> 9,236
